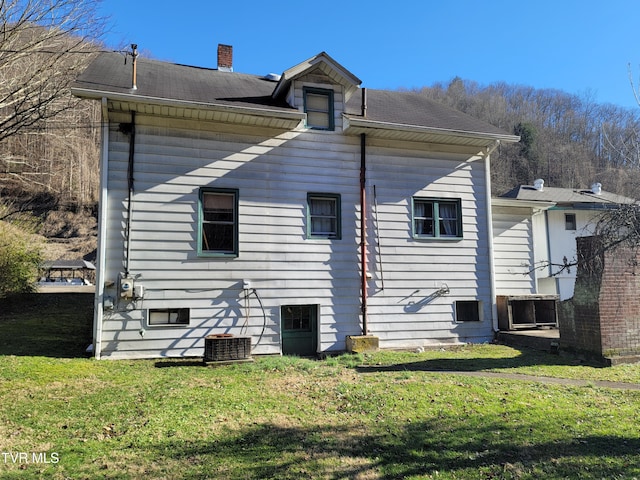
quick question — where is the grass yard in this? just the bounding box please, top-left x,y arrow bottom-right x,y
1,294 -> 640,479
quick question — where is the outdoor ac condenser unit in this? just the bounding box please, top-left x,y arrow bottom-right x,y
204,335 -> 252,363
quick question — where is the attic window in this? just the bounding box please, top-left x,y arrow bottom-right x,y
303,87 -> 334,130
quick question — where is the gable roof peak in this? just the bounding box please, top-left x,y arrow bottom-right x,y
272,51 -> 361,101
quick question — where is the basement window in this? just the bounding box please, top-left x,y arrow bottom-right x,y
148,308 -> 190,326
455,301 -> 481,322
303,87 -> 334,130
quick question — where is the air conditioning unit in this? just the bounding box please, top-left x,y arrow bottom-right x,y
204,334 -> 252,363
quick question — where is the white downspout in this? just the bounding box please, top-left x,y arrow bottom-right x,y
93,97 -> 110,359
484,142 -> 500,333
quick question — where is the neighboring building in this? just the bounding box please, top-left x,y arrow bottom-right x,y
72,46 -> 519,359
492,179 -> 637,301
38,260 -> 96,287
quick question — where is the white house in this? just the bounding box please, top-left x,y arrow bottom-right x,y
492,179 -> 637,301
72,45 -> 519,359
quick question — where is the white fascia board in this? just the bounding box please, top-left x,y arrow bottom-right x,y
491,198 -> 556,210
71,87 -> 305,123
343,116 -> 521,144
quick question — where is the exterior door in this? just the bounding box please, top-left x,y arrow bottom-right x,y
281,305 -> 317,356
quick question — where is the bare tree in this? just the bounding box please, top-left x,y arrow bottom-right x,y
0,0 -> 103,204
0,0 -> 103,142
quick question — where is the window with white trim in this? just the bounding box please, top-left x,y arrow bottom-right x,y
303,87 -> 334,130
412,197 -> 462,238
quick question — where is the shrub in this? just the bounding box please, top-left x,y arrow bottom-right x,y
0,220 -> 43,297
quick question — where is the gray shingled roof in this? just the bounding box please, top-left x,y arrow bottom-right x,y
500,185 -> 637,206
73,52 -> 514,139
40,260 -> 96,270
344,88 -> 510,136
73,52 -> 292,110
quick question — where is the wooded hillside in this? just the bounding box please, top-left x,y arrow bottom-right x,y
420,77 -> 640,197
0,0 -> 103,265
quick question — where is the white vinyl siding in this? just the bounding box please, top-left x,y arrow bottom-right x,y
492,206 -> 537,295
98,114 -> 361,358
97,112 -> 495,358
544,209 -> 600,300
363,141 -> 494,349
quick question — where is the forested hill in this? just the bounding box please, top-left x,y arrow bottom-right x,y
0,2 -> 102,263
419,77 -> 640,198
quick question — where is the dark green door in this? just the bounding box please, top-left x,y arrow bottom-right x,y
281,305 -> 317,356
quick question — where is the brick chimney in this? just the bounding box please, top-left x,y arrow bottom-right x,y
217,44 -> 233,72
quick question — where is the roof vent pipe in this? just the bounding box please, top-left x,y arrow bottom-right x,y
131,44 -> 138,90
361,87 -> 367,117
533,179 -> 544,191
591,182 -> 602,195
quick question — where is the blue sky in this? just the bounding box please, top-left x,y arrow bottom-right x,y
98,0 -> 640,110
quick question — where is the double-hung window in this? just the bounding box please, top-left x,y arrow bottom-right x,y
199,188 -> 238,256
413,197 -> 462,239
303,87 -> 334,130
565,213 -> 576,231
308,193 -> 341,239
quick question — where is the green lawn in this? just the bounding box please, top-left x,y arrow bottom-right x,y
1,294 -> 639,479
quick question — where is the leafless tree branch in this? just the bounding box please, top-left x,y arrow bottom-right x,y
0,0 -> 103,204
